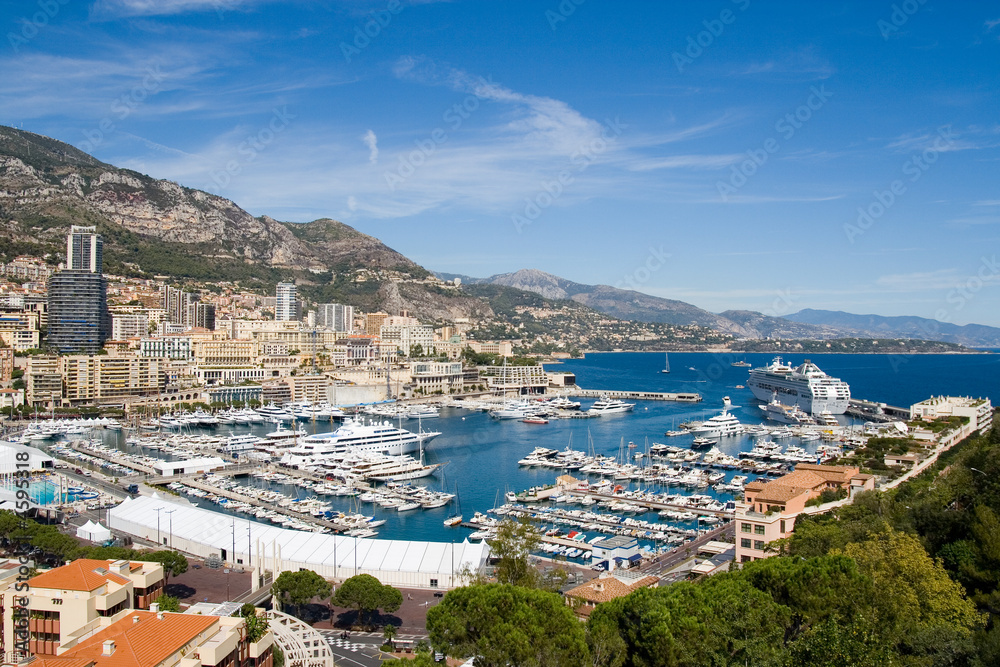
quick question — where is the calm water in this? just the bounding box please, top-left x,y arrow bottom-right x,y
107,352 -> 998,545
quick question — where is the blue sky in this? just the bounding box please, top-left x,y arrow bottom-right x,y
2,0 -> 999,325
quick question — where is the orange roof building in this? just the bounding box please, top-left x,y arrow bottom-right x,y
1,560 -> 164,658
564,572 -> 659,617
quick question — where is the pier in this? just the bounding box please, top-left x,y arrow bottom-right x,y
569,389 -> 702,403
563,489 -> 732,518
847,398 -> 911,422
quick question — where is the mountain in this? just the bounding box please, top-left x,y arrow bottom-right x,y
0,125 -> 489,321
784,309 -> 1000,348
467,268 -> 755,335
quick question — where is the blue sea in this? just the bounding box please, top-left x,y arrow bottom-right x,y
107,352 -> 999,547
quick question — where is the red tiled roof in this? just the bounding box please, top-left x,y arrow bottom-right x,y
30,560 -> 130,592
33,611 -> 218,667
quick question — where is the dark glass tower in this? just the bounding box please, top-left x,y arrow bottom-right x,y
47,227 -> 110,354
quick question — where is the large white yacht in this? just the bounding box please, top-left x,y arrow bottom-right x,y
586,396 -> 635,415
279,418 -> 441,466
747,357 -> 851,415
688,406 -> 744,437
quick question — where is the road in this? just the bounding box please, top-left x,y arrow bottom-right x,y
638,523 -> 734,577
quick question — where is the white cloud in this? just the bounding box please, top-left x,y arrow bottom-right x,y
89,0 -> 271,19
361,130 -> 378,164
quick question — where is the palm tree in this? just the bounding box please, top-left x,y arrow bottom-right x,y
382,624 -> 397,651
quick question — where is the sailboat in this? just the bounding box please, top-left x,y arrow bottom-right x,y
444,483 -> 463,526
660,352 -> 670,374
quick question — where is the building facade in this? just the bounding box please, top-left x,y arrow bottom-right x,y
275,283 -> 297,322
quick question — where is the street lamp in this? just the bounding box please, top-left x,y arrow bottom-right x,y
155,507 -> 163,545
165,509 -> 176,549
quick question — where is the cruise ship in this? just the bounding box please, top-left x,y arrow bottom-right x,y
746,357 -> 851,415
279,418 -> 441,466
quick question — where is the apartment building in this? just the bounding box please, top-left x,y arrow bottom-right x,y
0,559 -> 164,657
480,364 -> 549,395
733,464 -> 875,564
910,396 -> 994,435
409,361 -> 464,394
23,609 -> 272,667
61,357 -> 168,405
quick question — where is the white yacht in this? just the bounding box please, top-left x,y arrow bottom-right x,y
323,452 -> 444,482
279,418 -> 441,466
760,393 -> 817,425
689,403 -> 744,437
587,396 -> 635,415
219,433 -> 264,453
747,357 -> 851,415
546,396 -> 581,410
489,400 -> 536,420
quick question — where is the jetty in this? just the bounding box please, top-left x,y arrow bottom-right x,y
569,389 -> 702,402
847,398 -> 911,422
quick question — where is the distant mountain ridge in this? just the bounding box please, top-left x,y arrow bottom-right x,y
784,309 -> 1000,348
438,269 -> 1000,347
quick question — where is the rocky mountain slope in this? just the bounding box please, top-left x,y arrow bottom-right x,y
0,125 -> 487,322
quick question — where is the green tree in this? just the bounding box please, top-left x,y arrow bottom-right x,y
332,574 -> 402,628
156,594 -> 181,612
427,584 -> 588,667
147,550 -> 188,586
837,527 -> 985,648
240,605 -> 270,643
382,623 -> 397,650
490,518 -> 542,588
271,569 -> 332,616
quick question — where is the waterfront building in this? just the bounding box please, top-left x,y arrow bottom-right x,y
480,363 -> 549,395
590,536 -> 642,570
409,361 -> 464,394
61,356 -> 168,405
275,282 -> 297,321
0,559 -> 164,656
910,396 -> 994,435
734,464 -> 874,564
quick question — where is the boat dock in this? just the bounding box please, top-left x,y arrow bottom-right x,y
72,442 -> 156,475
847,398 -> 911,422
569,389 -> 702,403
563,489 -> 732,518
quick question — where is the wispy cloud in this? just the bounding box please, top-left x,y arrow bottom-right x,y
361,130 -> 378,164
89,0 -> 271,19
875,269 -> 961,291
627,154 -> 743,171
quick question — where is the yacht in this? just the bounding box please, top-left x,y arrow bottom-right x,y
219,433 -> 264,453
587,396 -> 635,415
279,418 -> 441,465
747,357 -> 851,415
731,359 -> 751,368
760,393 -> 817,425
489,400 -> 536,420
689,404 -> 744,437
332,452 -> 444,482
546,396 -> 582,410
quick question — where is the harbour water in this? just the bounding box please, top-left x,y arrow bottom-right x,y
96,352 -> 997,547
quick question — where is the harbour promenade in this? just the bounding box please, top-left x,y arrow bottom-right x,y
569,389 -> 703,402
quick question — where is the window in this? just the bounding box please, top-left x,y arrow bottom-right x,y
754,525 -> 765,535
740,538 -> 752,549
741,523 -> 752,533
740,555 -> 751,563
429,578 -> 438,588
754,540 -> 765,550
780,520 -> 786,533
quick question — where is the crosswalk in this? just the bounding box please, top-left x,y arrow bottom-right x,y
325,637 -> 368,652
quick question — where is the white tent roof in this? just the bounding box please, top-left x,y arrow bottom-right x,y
109,495 -> 490,586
